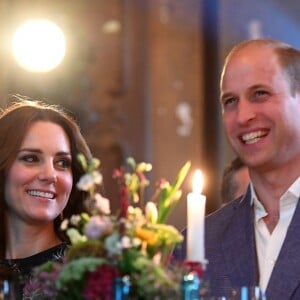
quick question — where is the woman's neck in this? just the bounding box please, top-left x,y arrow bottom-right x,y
5,221 -> 62,259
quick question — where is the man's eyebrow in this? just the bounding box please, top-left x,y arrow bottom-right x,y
248,84 -> 268,91
220,92 -> 235,101
220,84 -> 268,100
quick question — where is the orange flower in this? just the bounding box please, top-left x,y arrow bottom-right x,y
135,228 -> 157,245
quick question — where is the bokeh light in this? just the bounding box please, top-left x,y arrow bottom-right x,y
12,19 -> 66,73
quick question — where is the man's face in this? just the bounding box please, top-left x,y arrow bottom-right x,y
220,45 -> 300,170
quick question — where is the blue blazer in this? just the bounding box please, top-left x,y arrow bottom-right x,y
174,187 -> 300,299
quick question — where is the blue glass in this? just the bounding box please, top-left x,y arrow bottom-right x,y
114,276 -> 131,300
0,279 -> 16,300
181,272 -> 200,300
230,286 -> 266,300
240,286 -> 248,300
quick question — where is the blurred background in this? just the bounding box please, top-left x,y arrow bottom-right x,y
0,0 -> 299,230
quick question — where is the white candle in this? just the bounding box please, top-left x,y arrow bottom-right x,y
187,169 -> 206,262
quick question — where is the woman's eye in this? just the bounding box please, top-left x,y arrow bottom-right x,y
57,158 -> 72,170
19,155 -> 39,163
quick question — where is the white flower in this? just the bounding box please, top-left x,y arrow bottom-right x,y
70,215 -> 81,226
92,170 -> 103,184
105,232 -> 122,256
121,236 -> 132,249
94,193 -> 111,214
76,174 -> 95,191
152,252 -> 162,266
76,171 -> 103,192
60,219 -> 69,230
132,237 -> 142,247
145,201 -> 158,224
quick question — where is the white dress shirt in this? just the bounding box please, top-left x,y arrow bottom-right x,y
251,177 -> 300,292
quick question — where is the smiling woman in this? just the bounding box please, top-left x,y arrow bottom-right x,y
0,95 -> 92,298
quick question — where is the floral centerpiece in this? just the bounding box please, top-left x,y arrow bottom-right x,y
24,155 -> 191,299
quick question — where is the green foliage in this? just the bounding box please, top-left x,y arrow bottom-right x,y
157,161 -> 191,223
56,257 -> 107,289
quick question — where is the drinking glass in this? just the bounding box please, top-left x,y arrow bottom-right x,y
0,280 -> 16,300
230,286 -> 266,300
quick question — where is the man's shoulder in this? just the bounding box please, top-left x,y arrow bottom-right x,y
206,195 -> 248,232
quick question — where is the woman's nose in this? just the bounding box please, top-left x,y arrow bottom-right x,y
38,162 -> 57,183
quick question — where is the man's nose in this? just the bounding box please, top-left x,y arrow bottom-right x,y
237,99 -> 256,125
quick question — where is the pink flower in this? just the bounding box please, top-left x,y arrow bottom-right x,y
94,193 -> 111,215
85,216 -> 112,239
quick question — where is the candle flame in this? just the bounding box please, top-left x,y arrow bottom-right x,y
193,169 -> 204,194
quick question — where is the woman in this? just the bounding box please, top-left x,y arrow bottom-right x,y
0,96 -> 92,297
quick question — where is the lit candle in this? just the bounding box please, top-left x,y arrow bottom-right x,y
187,169 -> 206,262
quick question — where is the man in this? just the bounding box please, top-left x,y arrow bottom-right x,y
206,38 -> 300,299
220,156 -> 250,206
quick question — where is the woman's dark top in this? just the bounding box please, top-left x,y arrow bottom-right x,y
0,242 -> 68,299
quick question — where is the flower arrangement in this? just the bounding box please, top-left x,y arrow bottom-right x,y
24,155 -> 191,300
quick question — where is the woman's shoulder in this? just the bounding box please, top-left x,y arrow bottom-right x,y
0,242 -> 68,278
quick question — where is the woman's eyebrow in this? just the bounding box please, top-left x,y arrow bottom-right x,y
18,148 -> 42,153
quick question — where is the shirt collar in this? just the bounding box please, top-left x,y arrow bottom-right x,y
251,177 -> 300,221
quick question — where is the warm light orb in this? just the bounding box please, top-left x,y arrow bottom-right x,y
192,169 -> 204,194
12,19 -> 66,73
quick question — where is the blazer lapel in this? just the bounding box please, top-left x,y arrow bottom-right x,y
266,198 -> 300,299
222,190 -> 258,287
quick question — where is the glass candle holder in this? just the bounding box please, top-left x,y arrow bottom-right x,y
0,279 -> 16,300
114,276 -> 131,300
181,272 -> 200,300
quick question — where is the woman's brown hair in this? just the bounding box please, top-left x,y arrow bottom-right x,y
0,96 -> 92,257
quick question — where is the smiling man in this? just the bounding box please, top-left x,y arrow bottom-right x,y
205,39 -> 300,299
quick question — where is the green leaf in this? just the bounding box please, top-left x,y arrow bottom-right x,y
157,161 -> 191,223
118,248 -> 144,274
56,257 -> 107,289
77,153 -> 87,171
126,157 -> 136,169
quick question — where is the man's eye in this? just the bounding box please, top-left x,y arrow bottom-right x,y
252,90 -> 269,102
255,90 -> 267,96
223,97 -> 237,107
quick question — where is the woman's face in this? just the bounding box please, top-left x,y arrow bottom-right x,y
5,121 -> 73,225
